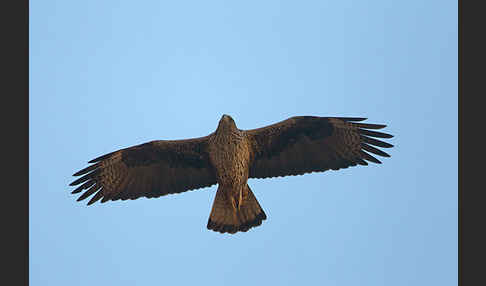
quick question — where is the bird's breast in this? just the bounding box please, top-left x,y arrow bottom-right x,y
209,132 -> 251,187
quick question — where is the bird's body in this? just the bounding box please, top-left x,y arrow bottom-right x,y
208,116 -> 250,192
206,116 -> 266,232
70,115 -> 393,234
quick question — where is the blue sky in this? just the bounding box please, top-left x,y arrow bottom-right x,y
30,1 -> 457,285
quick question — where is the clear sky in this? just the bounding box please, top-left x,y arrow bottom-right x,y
30,1 -> 457,285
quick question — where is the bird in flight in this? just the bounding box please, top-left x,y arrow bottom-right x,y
70,115 -> 393,234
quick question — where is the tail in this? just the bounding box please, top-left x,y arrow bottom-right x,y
207,184 -> 267,234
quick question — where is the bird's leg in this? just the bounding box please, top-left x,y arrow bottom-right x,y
229,195 -> 240,227
230,188 -> 244,211
230,194 -> 239,210
238,188 -> 243,211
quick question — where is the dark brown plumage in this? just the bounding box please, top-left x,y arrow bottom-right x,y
70,115 -> 393,234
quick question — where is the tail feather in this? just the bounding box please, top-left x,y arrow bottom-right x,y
207,184 -> 266,234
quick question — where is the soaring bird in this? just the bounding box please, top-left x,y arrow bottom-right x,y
70,115 -> 393,234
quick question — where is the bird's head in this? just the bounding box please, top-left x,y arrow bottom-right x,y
217,114 -> 237,133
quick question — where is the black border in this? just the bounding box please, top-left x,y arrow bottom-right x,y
457,0 -> 466,285
4,0 -> 29,285
459,0 -> 483,285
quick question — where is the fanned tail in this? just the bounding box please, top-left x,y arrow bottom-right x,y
207,184 -> 266,234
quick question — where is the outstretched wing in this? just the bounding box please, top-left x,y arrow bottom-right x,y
69,136 -> 217,205
245,116 -> 393,179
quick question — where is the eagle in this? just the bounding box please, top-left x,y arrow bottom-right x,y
70,115 -> 393,234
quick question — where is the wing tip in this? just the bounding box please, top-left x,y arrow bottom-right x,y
86,191 -> 104,205
354,119 -> 393,164
335,117 -> 368,122
88,157 -> 102,164
359,150 -> 382,164
88,151 -> 117,163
